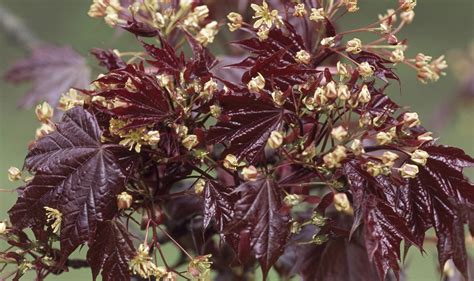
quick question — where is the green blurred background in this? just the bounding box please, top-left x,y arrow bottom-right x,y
0,0 -> 473,280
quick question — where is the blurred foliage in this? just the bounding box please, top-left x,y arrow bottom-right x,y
0,0 -> 472,280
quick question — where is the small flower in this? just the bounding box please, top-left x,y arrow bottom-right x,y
323,146 -> 347,168
44,207 -> 62,233
88,0 -> 120,18
309,8 -> 325,22
251,0 -> 282,29
247,73 -> 266,93
145,130 -> 161,146
125,78 -> 139,93
411,149 -> 429,166
0,221 -> 7,234
267,131 -> 284,149
399,163 -> 419,178
337,84 -> 351,100
223,154 -> 244,171
117,192 -> 133,210
290,221 -> 302,234
293,3 -> 307,17
366,161 -> 383,177
35,101 -> 54,123
358,85 -> 371,104
182,134 -> 199,150
184,5 -> 209,29
311,212 -> 326,226
227,12 -> 243,32
271,90 -> 285,106
59,89 -> 85,111
334,193 -> 352,213
346,38 -> 362,54
320,36 -> 335,47
194,179 -> 206,194
188,254 -> 212,280
358,62 -> 374,78
390,49 -> 405,64
350,139 -> 364,155
241,166 -> 258,181
284,194 -> 303,207
295,50 -> 311,64
196,21 -> 219,46
403,112 -> 421,127
129,244 -> 158,278
119,128 -> 146,153
174,124 -> 189,138
376,131 -> 393,145
331,126 -> 348,142
210,105 -> 222,118
8,166 -> 21,182
36,123 -> 55,139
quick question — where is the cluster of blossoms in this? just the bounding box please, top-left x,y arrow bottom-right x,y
1,0 -> 473,281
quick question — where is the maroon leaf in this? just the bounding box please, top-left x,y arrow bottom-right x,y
119,19 -> 159,37
207,94 -> 284,163
92,64 -> 173,129
87,220 -> 135,281
232,178 -> 290,277
4,44 -> 91,108
203,180 -> 234,231
9,107 -> 128,259
144,38 -> 185,77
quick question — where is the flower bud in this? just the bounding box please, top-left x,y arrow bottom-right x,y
320,36 -> 335,47
247,73 -> 266,93
366,161 -> 383,177
390,49 -> 405,64
358,62 -> 374,78
267,131 -> 284,149
8,166 -> 21,182
346,38 -> 362,54
400,10 -> 415,23
381,151 -> 399,166
411,149 -> 429,166
376,132 -> 393,145
241,165 -> 258,181
403,112 -> 421,127
201,78 -> 218,100
334,193 -> 352,213
331,126 -> 348,142
182,134 -> 199,150
35,102 -> 54,123
399,163 -> 419,178
325,81 -> 337,99
295,50 -> 311,64
417,132 -> 433,142
358,85 -> 371,104
293,3 -> 307,17
188,254 -> 212,280
146,130 -> 160,146
223,154 -> 243,171
290,221 -> 302,234
194,179 -> 206,194
227,12 -> 243,32
337,84 -> 351,100
271,90 -> 285,106
309,8 -> 325,22
36,123 -> 55,139
117,192 -> 133,210
337,61 -> 349,80
196,21 -> 219,46
0,221 -> 7,234
350,139 -> 364,155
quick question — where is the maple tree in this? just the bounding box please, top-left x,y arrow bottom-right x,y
1,0 -> 473,281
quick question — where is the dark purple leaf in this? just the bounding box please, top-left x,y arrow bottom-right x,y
203,180 -> 234,231
207,94 -> 283,164
91,48 -> 126,71
9,107 -> 128,259
232,178 -> 290,278
4,44 -> 91,108
87,220 -> 135,281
